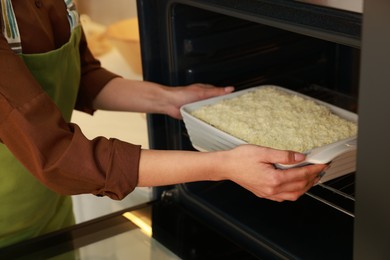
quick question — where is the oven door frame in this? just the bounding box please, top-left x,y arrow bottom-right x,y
354,0 -> 390,259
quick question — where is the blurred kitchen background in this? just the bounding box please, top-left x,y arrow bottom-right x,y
70,0 -> 153,224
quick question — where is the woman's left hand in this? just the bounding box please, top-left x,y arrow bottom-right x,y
164,83 -> 234,119
94,79 -> 234,118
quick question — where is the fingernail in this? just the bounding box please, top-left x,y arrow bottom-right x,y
224,86 -> 235,93
294,153 -> 305,161
318,171 -> 326,178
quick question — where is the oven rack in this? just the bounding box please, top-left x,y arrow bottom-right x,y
307,173 -> 355,217
299,85 -> 357,217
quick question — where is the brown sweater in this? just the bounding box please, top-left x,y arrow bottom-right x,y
0,0 -> 141,200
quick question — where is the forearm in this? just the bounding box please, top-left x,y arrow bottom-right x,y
92,77 -> 170,114
137,149 -> 226,187
92,77 -> 235,119
136,145 -> 327,202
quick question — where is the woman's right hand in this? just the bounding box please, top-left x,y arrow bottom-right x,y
219,145 -> 327,202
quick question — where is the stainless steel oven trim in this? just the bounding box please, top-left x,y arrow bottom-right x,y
296,0 -> 363,13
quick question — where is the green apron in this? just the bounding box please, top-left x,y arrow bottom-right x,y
0,1 -> 82,247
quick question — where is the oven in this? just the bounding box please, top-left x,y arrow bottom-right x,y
136,0 -> 390,259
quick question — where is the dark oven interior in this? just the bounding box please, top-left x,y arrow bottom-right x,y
137,1 -> 362,259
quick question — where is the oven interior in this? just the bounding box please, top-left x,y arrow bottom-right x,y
170,3 -> 359,215
143,2 -> 361,259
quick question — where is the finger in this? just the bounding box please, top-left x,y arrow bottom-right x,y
206,87 -> 235,97
279,164 -> 327,183
194,84 -> 235,99
279,174 -> 317,196
196,83 -> 235,92
264,190 -> 307,202
263,176 -> 319,202
258,147 -> 306,165
260,164 -> 326,200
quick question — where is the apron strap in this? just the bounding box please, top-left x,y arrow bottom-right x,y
0,0 -> 22,54
65,0 -> 80,32
0,0 -> 80,54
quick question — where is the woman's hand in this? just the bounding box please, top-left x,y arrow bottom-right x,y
93,79 -> 234,118
162,83 -> 234,119
217,145 -> 327,202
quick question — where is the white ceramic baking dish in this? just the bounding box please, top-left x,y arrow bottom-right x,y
180,85 -> 358,183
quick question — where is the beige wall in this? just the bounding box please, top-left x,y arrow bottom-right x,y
75,0 -> 137,25
71,0 -> 151,225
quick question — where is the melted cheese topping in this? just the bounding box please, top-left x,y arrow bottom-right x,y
191,87 -> 357,152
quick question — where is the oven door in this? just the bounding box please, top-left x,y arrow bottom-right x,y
0,202 -> 183,259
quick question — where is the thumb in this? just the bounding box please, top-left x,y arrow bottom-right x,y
265,149 -> 306,165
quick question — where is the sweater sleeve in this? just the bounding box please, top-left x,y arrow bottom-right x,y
0,87 -> 141,200
75,27 -> 121,115
0,22 -> 141,201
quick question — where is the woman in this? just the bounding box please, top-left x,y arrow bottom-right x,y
0,0 -> 326,247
